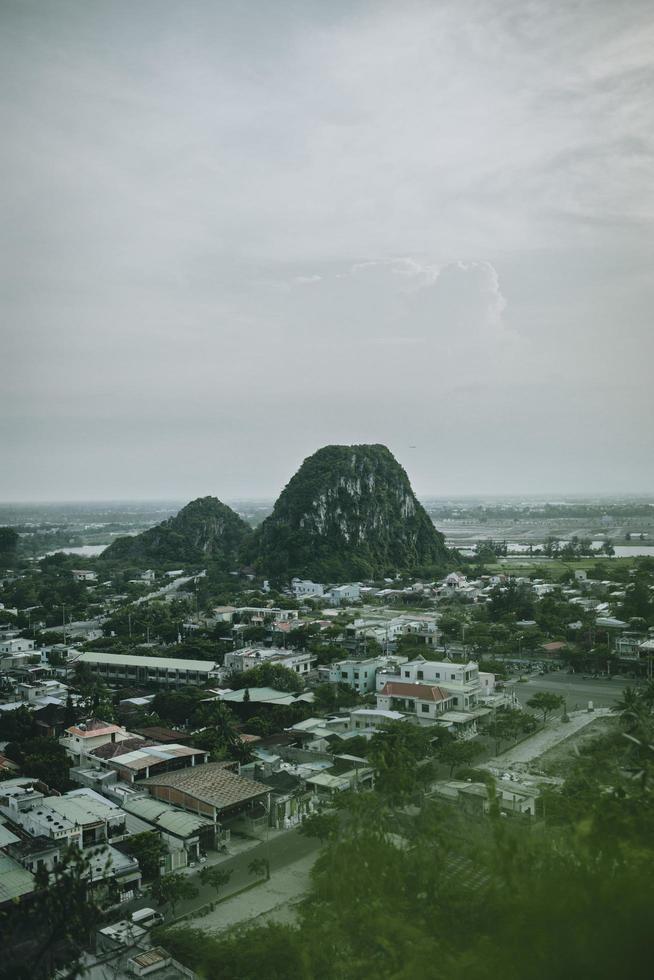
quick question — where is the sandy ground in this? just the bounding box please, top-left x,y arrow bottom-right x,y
181,852 -> 317,935
482,707 -> 612,771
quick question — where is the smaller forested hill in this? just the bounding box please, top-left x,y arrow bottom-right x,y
101,497 -> 251,565
254,444 -> 447,581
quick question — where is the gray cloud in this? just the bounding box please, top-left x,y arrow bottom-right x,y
1,0 -> 653,500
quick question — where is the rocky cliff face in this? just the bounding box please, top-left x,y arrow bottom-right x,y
254,444 -> 447,580
101,496 -> 251,565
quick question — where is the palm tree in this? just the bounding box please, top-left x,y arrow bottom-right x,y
613,686 -> 647,733
639,680 -> 654,713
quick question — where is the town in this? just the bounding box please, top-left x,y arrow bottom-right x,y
1,492 -> 653,977
3,0 -> 653,976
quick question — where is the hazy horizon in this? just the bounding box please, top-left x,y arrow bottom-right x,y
2,1 -> 653,501
2,486 -> 654,508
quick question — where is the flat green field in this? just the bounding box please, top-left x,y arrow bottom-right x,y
482,556 -> 639,580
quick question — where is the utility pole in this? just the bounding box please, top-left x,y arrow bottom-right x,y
62,605 -> 67,645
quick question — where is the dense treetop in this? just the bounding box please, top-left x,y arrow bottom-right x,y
253,444 -> 448,581
101,496 -> 252,565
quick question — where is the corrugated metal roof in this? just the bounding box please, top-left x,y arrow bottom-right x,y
0,852 -> 35,903
76,651 -> 217,671
123,796 -> 213,837
109,744 -> 204,771
0,824 -> 20,847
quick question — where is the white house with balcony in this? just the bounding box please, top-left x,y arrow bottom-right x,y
376,681 -> 455,723
376,656 -> 487,712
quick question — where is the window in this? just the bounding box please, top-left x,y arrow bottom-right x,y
417,670 -> 424,680
435,672 -> 440,679
341,672 -> 347,679
451,674 -> 456,680
354,672 -> 359,679
421,703 -> 430,713
404,671 -> 410,678
453,697 -> 459,706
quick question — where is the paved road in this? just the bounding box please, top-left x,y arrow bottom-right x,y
133,827 -> 321,923
508,671 -> 632,711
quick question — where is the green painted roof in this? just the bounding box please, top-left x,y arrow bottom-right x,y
0,852 -> 36,904
123,796 -> 213,838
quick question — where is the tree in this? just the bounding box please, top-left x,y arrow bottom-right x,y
151,873 -> 199,917
297,811 -> 339,844
152,688 -> 204,726
229,662 -> 303,694
0,703 -> 36,742
200,865 -> 233,896
440,738 -> 483,776
0,843 -> 115,979
612,686 -> 649,734
0,526 -> 19,562
313,682 -> 360,714
119,831 -> 166,880
5,736 -> 71,791
248,856 -> 270,881
526,692 -> 564,722
192,701 -> 244,759
367,723 -> 433,801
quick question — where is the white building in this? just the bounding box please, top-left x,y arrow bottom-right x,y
72,651 -> 221,686
224,647 -> 316,677
327,655 -> 408,694
376,681 -> 455,723
0,637 -> 35,655
348,707 -> 407,732
60,719 -> 135,762
291,579 -> 325,598
376,656 -> 488,712
325,583 -> 361,606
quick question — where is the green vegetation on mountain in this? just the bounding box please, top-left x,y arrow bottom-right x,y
253,444 -> 447,581
0,526 -> 19,563
101,496 -> 251,566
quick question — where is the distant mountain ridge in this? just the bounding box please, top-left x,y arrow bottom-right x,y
101,496 -> 251,565
253,444 -> 448,580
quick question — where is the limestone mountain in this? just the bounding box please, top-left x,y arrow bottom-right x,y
254,444 -> 447,581
101,496 -> 251,565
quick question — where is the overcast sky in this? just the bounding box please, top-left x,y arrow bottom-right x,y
2,0 -> 653,502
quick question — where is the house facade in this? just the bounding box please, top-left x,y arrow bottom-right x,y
376,657 -> 487,711
376,681 -> 455,722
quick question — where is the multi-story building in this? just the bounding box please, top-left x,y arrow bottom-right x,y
376,681 -> 455,723
291,579 -> 324,598
376,656 -> 488,711
0,637 -> 35,655
71,651 -> 221,687
325,583 -> 361,606
60,718 -> 135,763
224,647 -> 315,677
326,655 -> 408,693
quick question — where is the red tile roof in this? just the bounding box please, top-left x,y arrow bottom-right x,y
65,719 -> 125,738
380,682 -> 451,702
